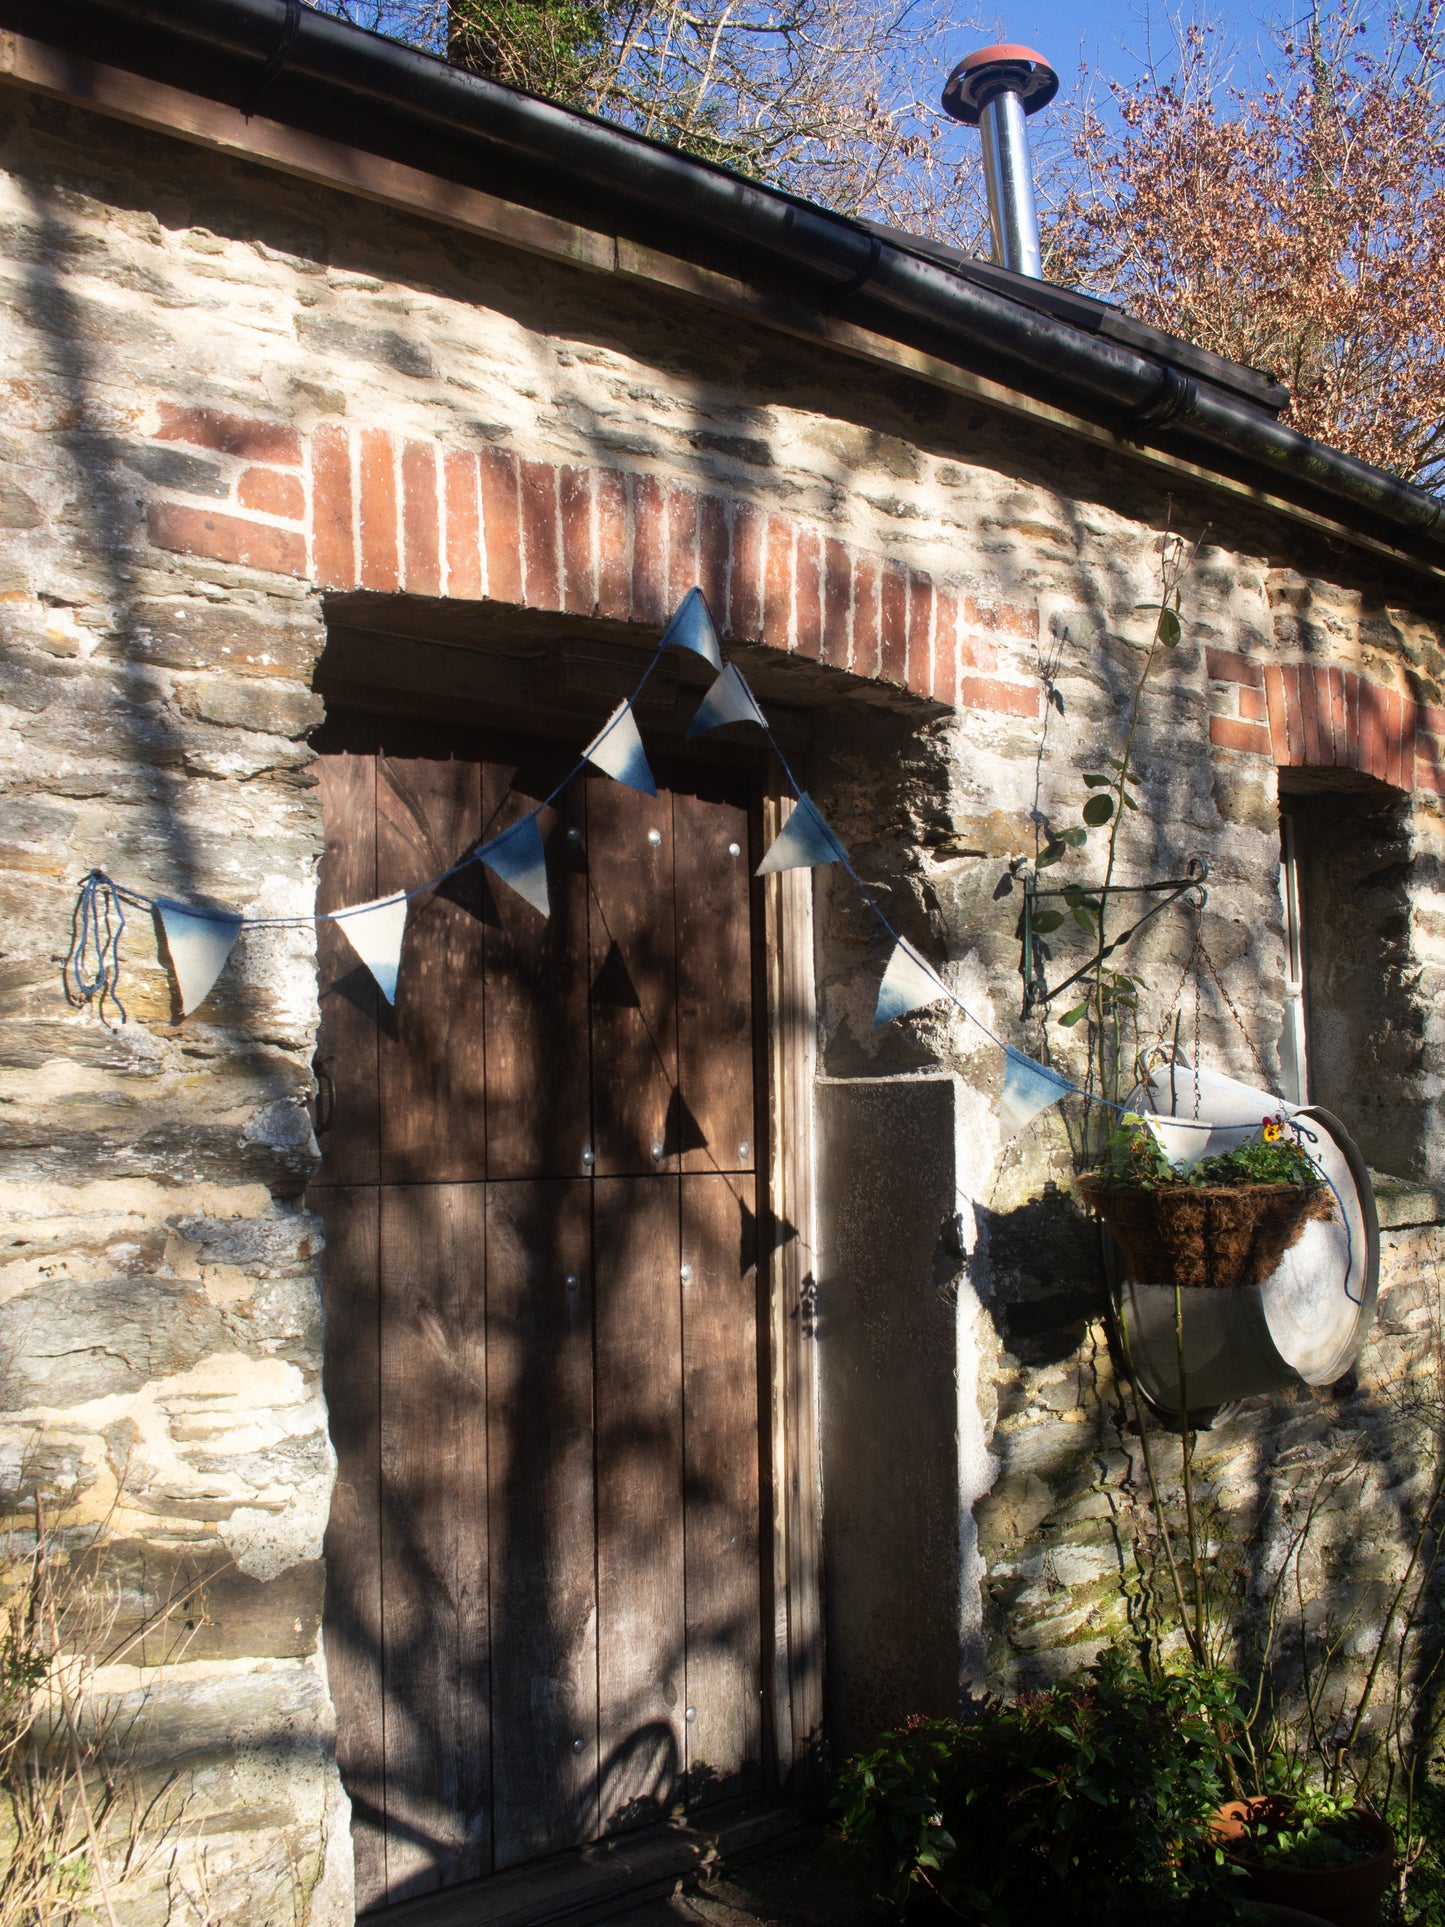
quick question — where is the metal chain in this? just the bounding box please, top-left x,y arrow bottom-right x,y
1143,907 -> 1206,1117
1143,908 -> 1272,1118
1196,940 -> 1273,1090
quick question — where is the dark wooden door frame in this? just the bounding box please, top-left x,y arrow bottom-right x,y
759,778 -> 824,1791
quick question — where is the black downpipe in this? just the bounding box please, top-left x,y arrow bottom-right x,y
6,0 -> 1442,551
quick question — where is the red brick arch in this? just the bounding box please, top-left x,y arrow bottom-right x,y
141,408 -> 1041,720
1207,647 -> 1443,793
139,405 -> 1443,793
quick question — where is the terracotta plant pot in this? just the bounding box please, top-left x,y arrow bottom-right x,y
1212,1797 -> 1395,1927
1078,1178 -> 1333,1290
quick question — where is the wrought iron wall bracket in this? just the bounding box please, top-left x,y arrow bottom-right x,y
1018,857 -> 1208,1016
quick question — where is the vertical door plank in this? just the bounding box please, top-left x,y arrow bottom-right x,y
377,1185 -> 490,1902
314,755 -> 380,1187
487,1181 -> 599,1869
673,789 -> 755,1177
484,767 -> 591,1182
587,779 -> 678,1177
377,751 -> 487,1183
317,1187 -> 387,1910
681,1173 -> 763,1807
594,1175 -> 686,1833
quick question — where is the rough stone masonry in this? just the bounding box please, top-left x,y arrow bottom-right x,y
0,60 -> 1443,1925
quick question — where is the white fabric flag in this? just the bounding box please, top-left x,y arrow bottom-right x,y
687,662 -> 768,738
661,586 -> 723,671
998,1046 -> 1074,1141
155,898 -> 243,1016
477,814 -> 550,918
755,794 -> 847,875
873,937 -> 951,1027
335,893 -> 410,1005
584,701 -> 657,796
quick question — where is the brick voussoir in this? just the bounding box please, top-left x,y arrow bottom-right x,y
958,675 -> 1041,720
1205,647 -> 1267,687
155,401 -> 303,465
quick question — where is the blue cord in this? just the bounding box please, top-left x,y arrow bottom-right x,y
1289,1118 -> 1360,1304
78,645 -> 669,936
754,695 -> 1225,1132
64,869 -> 127,1025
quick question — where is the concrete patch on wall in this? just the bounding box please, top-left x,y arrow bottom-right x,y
816,1073 -> 976,1753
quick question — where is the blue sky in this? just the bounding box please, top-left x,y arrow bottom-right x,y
974,0 -> 1321,103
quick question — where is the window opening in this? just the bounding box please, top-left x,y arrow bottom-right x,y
1279,805 -> 1309,1107
1277,773 -> 1419,1178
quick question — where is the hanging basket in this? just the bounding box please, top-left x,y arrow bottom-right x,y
1079,1176 -> 1334,1291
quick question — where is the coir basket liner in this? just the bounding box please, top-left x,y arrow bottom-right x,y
1078,1179 -> 1334,1290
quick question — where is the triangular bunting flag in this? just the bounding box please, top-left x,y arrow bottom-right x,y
477,814 -> 550,918
687,662 -> 768,739
335,893 -> 409,1005
661,587 -> 723,672
873,936 -> 951,1027
998,1046 -> 1074,1141
584,701 -> 657,796
155,898 -> 243,1016
756,794 -> 848,875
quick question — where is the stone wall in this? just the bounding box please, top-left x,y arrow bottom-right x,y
0,64 -> 1443,1919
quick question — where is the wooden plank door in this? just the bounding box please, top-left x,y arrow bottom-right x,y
312,715 -> 768,1911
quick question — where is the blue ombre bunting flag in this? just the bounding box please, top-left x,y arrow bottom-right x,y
477,813 -> 550,918
873,937 -> 951,1027
154,898 -> 243,1016
687,662 -> 768,739
756,794 -> 847,876
998,1046 -> 1074,1141
335,892 -> 409,1005
584,701 -> 657,796
660,586 -> 723,671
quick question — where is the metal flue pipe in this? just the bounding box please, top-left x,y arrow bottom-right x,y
942,45 -> 1059,280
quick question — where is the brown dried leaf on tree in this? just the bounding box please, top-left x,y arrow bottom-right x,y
1049,2 -> 1445,489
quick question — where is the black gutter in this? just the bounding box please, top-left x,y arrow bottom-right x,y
7,0 -> 1443,556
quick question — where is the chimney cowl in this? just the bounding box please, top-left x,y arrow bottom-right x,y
941,44 -> 1059,125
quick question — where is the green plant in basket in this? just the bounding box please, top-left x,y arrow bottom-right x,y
1183,1119 -> 1318,1189
1098,1113 -> 1322,1191
1102,1113 -> 1178,1187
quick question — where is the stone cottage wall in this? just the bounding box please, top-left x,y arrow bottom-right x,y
0,67 -> 1443,1919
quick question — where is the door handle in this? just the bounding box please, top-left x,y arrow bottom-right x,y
313,1058 -> 336,1135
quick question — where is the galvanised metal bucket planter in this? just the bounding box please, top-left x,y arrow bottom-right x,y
1103,1066 -> 1379,1419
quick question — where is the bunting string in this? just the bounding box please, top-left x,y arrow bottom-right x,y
64,869 -> 127,1026
62,584 -> 1274,1146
